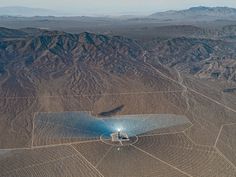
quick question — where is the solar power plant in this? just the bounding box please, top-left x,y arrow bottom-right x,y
1,79 -> 236,177
1,5 -> 236,176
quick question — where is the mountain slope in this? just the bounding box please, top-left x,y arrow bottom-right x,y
148,37 -> 236,81
0,29 -> 181,96
150,6 -> 236,21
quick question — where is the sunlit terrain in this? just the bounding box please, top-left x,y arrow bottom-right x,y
0,4 -> 236,177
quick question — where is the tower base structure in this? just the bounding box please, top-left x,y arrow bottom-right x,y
111,131 -> 129,142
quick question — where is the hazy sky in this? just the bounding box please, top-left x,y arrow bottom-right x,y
1,0 -> 236,15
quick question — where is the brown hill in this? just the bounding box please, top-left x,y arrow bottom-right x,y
148,37 -> 236,82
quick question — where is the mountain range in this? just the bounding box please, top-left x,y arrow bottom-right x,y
1,6 -> 236,20
150,6 -> 236,21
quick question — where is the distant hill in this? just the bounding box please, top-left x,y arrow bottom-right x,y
0,6 -> 64,17
0,27 -> 28,38
150,6 -> 236,21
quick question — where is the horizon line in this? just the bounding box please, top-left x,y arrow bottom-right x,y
0,5 -> 235,17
